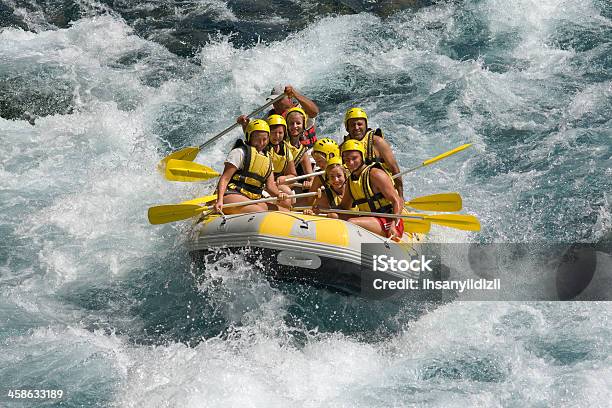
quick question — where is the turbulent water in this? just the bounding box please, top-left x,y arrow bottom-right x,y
1,0 -> 611,406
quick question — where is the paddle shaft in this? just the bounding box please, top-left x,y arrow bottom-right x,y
198,93 -> 287,150
296,207 -> 426,221
212,190 -> 320,210
282,170 -> 325,184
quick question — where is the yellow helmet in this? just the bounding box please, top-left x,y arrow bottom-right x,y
285,106 -> 308,124
245,119 -> 270,142
312,138 -> 339,161
340,139 -> 366,158
266,114 -> 286,129
325,156 -> 344,171
344,107 -> 368,130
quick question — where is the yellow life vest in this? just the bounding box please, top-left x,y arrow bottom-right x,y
344,128 -> 392,173
284,140 -> 307,174
315,175 -> 341,209
227,143 -> 272,200
348,163 -> 393,213
267,143 -> 293,178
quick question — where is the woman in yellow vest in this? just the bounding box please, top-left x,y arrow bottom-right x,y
303,156 -> 348,219
285,107 -> 315,187
337,140 -> 405,239
266,114 -> 296,209
305,137 -> 339,205
214,119 -> 288,214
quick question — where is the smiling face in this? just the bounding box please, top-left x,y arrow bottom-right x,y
249,130 -> 269,152
342,150 -> 363,172
286,112 -> 305,139
269,124 -> 285,146
347,118 -> 367,139
326,165 -> 346,190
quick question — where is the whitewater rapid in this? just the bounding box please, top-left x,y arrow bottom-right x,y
1,0 -> 610,406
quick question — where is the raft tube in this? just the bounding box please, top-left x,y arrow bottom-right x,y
187,211 -> 426,298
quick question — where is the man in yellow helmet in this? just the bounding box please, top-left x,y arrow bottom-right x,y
337,139 -> 405,240
214,119 -> 288,214
342,107 -> 404,198
267,84 -> 319,148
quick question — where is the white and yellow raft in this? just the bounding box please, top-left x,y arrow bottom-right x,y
187,211 -> 426,297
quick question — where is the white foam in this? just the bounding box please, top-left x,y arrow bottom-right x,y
117,331 -> 386,407
111,301 -> 612,407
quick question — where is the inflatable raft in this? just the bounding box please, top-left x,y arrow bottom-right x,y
187,210 -> 427,298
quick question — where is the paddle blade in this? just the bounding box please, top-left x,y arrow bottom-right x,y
422,143 -> 472,167
404,219 -> 431,234
157,147 -> 201,171
406,193 -> 462,212
181,194 -> 218,205
148,204 -> 206,225
424,214 -> 481,231
165,159 -> 220,182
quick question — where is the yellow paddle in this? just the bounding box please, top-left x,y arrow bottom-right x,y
404,192 -> 462,212
393,143 -> 473,179
148,204 -> 209,225
401,218 -> 430,234
181,194 -> 218,205
165,159 -> 220,182
148,190 -> 320,225
404,213 -> 480,231
158,93 -> 288,169
306,208 -> 481,232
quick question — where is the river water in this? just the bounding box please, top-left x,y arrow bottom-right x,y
1,0 -> 611,406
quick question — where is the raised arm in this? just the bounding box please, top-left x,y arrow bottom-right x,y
236,115 -> 249,132
285,85 -> 319,118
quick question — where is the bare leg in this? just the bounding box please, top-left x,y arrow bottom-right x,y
266,203 -> 288,212
221,194 -> 267,214
348,216 -> 386,237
